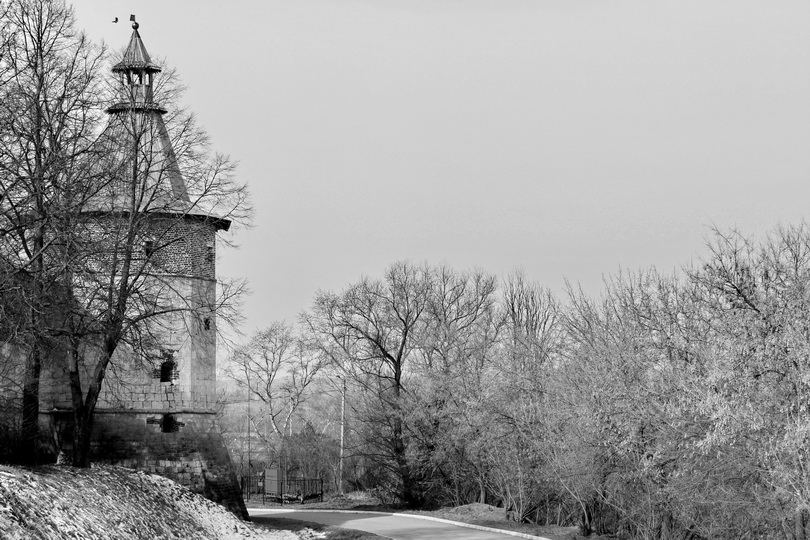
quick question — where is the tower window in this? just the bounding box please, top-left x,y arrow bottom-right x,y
160,414 -> 184,433
143,239 -> 155,258
159,359 -> 177,383
148,415 -> 185,433
153,349 -> 178,382
204,318 -> 211,331
206,243 -> 215,263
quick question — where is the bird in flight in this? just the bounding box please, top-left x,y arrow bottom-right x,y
112,17 -> 118,23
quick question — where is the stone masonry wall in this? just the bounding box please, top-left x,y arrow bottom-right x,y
33,211 -> 243,516
39,274 -> 217,413
40,410 -> 247,519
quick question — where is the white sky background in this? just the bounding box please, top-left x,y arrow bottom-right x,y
70,0 -> 810,335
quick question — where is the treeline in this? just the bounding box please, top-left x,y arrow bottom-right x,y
224,223 -> 810,539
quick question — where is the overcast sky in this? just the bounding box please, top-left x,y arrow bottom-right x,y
70,0 -> 810,335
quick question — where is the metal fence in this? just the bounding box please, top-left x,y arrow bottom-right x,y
240,474 -> 324,505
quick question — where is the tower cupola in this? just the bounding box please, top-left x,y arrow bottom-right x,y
101,18 -> 190,205
88,17 -> 231,225
108,19 -> 166,114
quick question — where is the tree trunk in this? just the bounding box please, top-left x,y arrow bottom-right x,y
67,339 -> 111,468
391,406 -> 421,508
70,380 -> 104,468
660,510 -> 675,540
20,220 -> 46,465
20,346 -> 42,465
579,502 -> 593,536
796,508 -> 807,540
392,415 -> 411,505
71,406 -> 94,468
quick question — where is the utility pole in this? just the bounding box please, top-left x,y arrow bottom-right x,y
247,371 -> 251,478
339,373 -> 345,495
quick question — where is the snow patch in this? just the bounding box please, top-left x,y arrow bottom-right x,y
0,465 -> 302,539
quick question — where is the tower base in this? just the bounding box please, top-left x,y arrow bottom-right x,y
41,409 -> 248,519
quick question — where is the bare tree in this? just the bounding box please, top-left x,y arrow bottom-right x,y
409,266 -> 502,506
0,0 -> 106,464
228,322 -> 322,438
687,224 -> 810,538
0,7 -> 250,467
306,261 -> 431,507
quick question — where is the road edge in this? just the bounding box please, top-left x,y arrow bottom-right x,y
248,508 -> 553,540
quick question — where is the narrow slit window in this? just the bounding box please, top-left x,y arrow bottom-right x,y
159,359 -> 176,383
160,413 -> 184,433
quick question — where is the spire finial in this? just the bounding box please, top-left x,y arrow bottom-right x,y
130,14 -> 138,30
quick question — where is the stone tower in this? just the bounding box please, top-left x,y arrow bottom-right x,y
39,21 -> 247,518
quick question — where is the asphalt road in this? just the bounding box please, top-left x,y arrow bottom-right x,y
249,508 -> 547,540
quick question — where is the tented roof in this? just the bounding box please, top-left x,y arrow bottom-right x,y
112,24 -> 161,73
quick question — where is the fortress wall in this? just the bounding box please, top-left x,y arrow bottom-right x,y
34,216 -> 243,516
41,410 -> 247,519
39,273 -> 218,413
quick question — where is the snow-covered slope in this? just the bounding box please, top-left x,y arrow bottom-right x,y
0,465 -> 301,540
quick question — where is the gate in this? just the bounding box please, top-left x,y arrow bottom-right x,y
241,471 -> 323,505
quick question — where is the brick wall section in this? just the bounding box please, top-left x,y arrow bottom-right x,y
70,214 -> 218,283
146,217 -> 217,280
